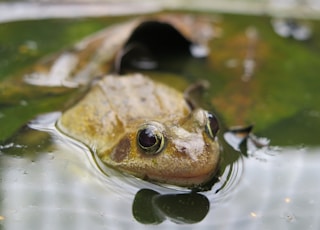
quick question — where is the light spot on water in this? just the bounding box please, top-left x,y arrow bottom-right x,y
285,197 -> 291,203
250,212 -> 258,218
0,142 -> 24,150
0,215 -> 4,220
0,143 -> 14,150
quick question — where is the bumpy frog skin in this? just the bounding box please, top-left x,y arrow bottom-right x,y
57,74 -> 220,187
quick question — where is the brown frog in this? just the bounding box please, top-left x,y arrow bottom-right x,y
57,73 -> 220,187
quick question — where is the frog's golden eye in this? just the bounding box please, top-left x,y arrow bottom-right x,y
137,123 -> 165,155
205,112 -> 219,139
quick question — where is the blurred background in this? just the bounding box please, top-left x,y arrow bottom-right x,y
1,0 -> 320,23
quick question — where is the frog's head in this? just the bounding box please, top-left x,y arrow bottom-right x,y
104,108 -> 220,187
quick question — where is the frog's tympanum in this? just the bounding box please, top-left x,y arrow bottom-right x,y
57,74 -> 220,187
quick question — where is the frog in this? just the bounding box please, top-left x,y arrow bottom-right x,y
57,73 -> 220,187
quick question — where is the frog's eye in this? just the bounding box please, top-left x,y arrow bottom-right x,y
205,112 -> 219,139
137,123 -> 165,155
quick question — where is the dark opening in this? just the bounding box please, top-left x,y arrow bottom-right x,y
115,21 -> 194,74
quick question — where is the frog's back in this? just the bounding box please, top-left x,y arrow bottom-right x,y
99,74 -> 190,121
58,74 -> 190,151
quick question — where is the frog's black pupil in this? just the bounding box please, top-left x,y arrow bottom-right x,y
208,113 -> 219,136
139,128 -> 157,147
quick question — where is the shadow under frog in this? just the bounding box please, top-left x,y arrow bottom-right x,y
132,188 -> 210,224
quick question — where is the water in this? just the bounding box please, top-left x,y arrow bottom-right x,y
1,8 -> 320,230
0,112 -> 244,229
1,113 -> 319,229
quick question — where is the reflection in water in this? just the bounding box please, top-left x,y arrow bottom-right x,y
132,189 -> 166,224
1,113 -> 320,229
224,124 -> 270,156
132,189 -> 209,224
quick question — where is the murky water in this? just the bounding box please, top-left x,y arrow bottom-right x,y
1,9 -> 320,230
